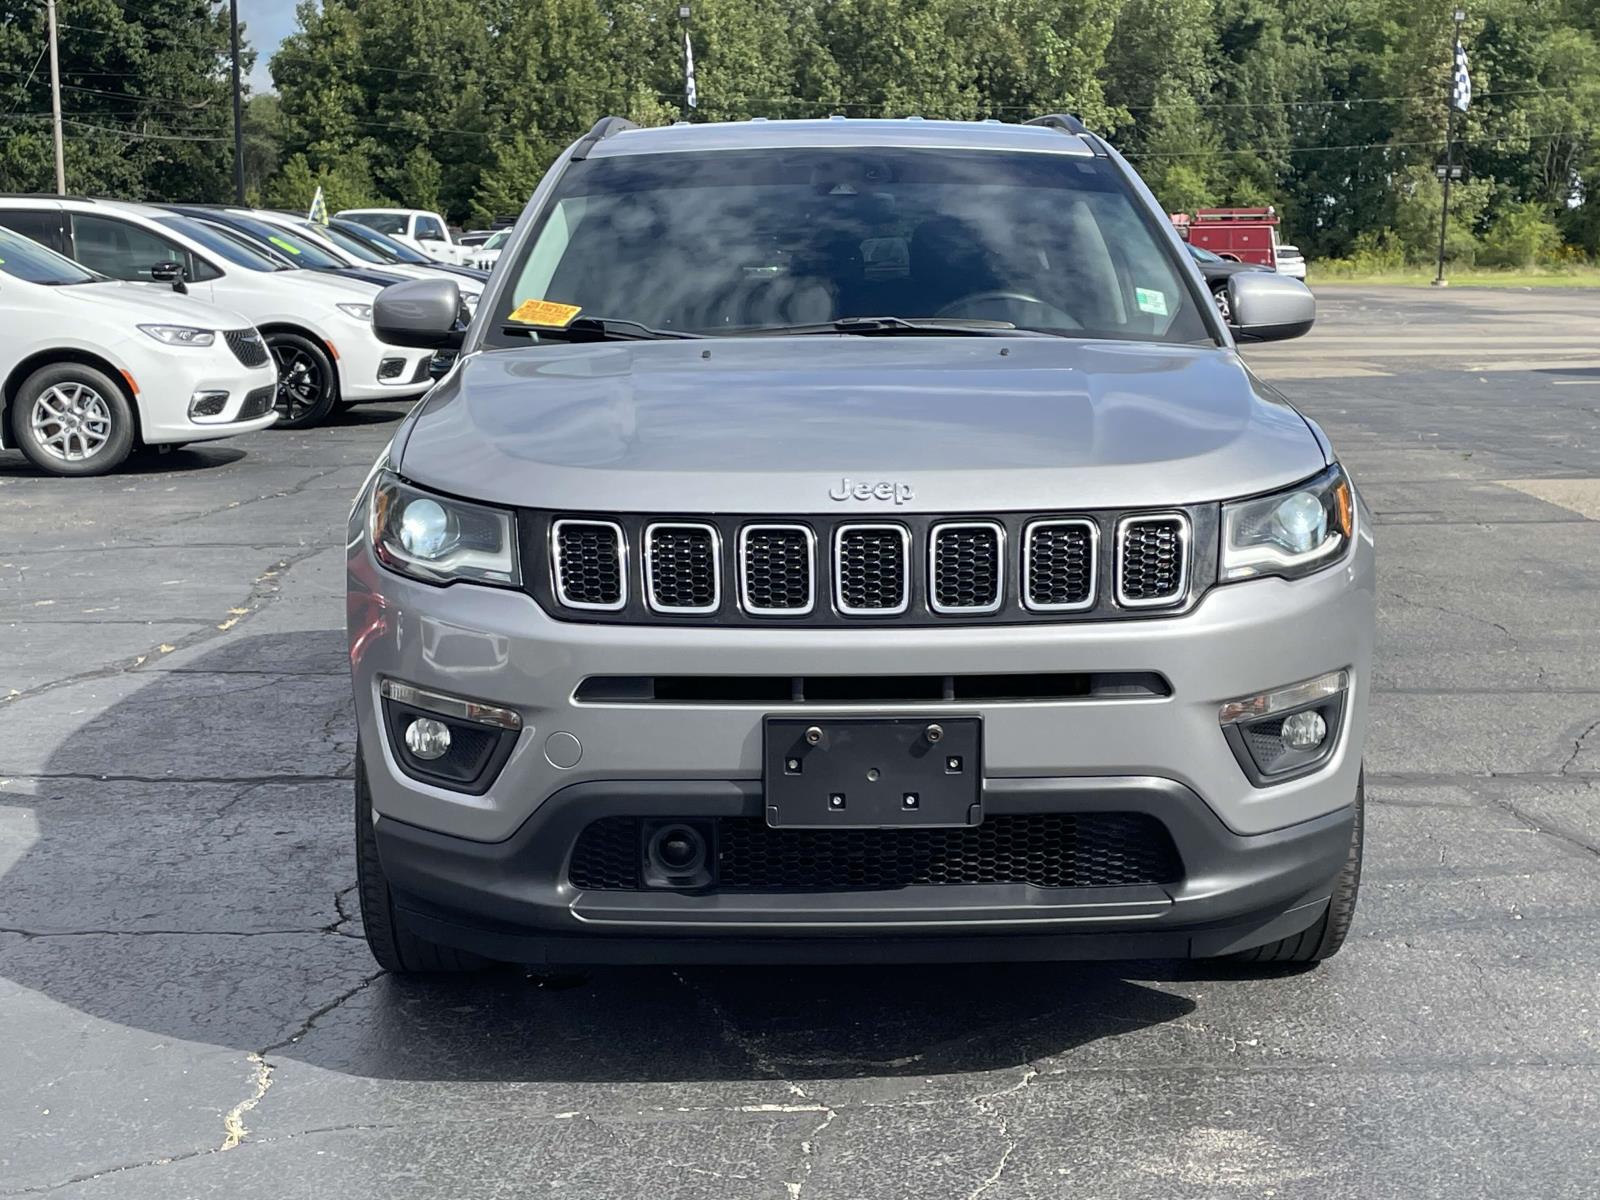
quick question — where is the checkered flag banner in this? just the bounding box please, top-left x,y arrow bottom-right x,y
1451,40 -> 1472,112
684,30 -> 698,109
308,185 -> 328,225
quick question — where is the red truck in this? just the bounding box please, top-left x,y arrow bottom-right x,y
1175,207 -> 1284,270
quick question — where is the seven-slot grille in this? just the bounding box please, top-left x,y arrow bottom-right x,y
930,522 -> 1003,614
835,525 -> 910,615
739,525 -> 815,613
544,509 -> 1200,622
644,523 -> 720,613
1024,519 -> 1097,611
551,519 -> 626,610
223,328 -> 268,368
1116,514 -> 1189,607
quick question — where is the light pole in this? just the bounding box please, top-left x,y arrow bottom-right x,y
230,0 -> 245,203
46,0 -> 65,194
680,4 -> 695,120
1433,8 -> 1467,287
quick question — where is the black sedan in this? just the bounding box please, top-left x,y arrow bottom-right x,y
159,205 -> 413,290
1188,243 -> 1272,321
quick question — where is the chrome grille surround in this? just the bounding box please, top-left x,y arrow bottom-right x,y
738,524 -> 816,615
643,522 -> 722,614
551,518 -> 628,611
928,521 -> 1005,615
1022,518 -> 1099,612
834,523 -> 911,616
1114,512 -> 1191,609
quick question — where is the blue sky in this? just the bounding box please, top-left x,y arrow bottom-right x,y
240,0 -> 299,92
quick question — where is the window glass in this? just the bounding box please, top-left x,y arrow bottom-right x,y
0,210 -> 64,254
345,211 -> 408,236
71,214 -> 188,282
0,224 -> 98,284
492,149 -> 1211,344
153,215 -> 280,271
335,220 -> 430,263
416,216 -> 446,241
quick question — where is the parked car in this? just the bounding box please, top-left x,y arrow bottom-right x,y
349,115 -> 1370,977
336,208 -> 468,265
160,205 -> 413,291
1187,243 -> 1272,321
0,224 -> 277,475
1276,244 -> 1308,280
471,228 -> 509,272
0,198 -> 437,429
457,229 -> 497,249
320,218 -> 487,287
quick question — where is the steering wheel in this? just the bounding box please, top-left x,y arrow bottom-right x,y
934,290 -> 1082,328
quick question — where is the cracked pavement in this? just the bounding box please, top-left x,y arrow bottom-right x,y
3,287 -> 1600,1197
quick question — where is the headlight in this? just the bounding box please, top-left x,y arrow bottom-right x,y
337,302 -> 374,321
139,324 -> 215,347
369,471 -> 519,586
1220,464 -> 1354,582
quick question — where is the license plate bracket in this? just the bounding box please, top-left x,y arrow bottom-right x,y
764,717 -> 982,829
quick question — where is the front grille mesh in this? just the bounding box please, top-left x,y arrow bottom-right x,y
837,527 -> 906,612
554,522 -> 624,608
237,384 -> 276,420
1026,521 -> 1095,609
742,527 -> 812,612
568,814 -> 1183,891
223,328 -> 268,368
932,525 -> 1001,611
647,525 -> 717,610
1119,517 -> 1186,604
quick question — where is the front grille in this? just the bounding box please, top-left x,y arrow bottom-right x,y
835,525 -> 909,614
552,519 -> 626,610
930,522 -> 1002,613
740,525 -> 814,613
223,328 -> 268,368
569,813 -> 1183,891
1024,519 -> 1096,610
645,523 -> 719,613
237,385 -> 276,420
1116,514 -> 1189,607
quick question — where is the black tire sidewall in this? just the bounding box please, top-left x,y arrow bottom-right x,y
10,363 -> 136,476
266,332 -> 339,429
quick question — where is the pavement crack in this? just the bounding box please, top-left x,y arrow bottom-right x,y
220,1054 -> 273,1150
162,466 -> 348,528
966,1065 -> 1037,1200
0,547 -> 327,709
1560,717 -> 1600,776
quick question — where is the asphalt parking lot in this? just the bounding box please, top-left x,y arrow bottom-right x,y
3,284 -> 1600,1198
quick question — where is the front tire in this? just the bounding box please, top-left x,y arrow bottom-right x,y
355,751 -> 488,973
266,332 -> 339,429
1232,770 -> 1364,965
9,363 -> 135,476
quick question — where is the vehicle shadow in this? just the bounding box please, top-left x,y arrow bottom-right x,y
0,444 -> 247,477
0,630 -> 1198,1085
322,402 -> 413,427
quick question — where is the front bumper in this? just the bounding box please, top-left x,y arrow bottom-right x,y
110,338 -> 280,445
335,327 -> 435,402
375,777 -> 1354,964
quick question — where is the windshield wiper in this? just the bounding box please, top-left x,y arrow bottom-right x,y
724,316 -> 1039,337
500,316 -> 703,342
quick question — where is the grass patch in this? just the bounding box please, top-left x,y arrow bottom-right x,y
1309,265 -> 1600,289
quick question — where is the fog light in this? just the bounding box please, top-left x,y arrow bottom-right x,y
1280,709 -> 1328,751
188,390 -> 229,418
404,717 -> 451,760
378,356 -> 406,380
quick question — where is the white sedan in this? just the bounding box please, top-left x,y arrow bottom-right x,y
1276,244 -> 1308,280
0,226 -> 277,476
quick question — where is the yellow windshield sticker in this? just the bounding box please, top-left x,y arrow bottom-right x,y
267,235 -> 302,256
508,298 -> 582,327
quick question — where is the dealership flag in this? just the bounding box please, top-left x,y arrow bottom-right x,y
308,185 -> 328,225
1451,40 -> 1472,112
684,30 -> 698,109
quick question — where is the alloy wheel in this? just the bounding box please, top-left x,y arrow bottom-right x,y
272,342 -> 325,422
30,382 -> 113,463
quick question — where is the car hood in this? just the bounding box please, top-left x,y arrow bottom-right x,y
398,337 -> 1325,513
74,281 -> 255,330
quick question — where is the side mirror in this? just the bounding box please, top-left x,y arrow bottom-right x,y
149,260 -> 187,293
1226,272 -> 1315,342
373,278 -> 464,350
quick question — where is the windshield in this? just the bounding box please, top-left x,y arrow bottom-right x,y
483,229 -> 510,251
344,211 -> 408,236
318,223 -> 386,263
489,148 -> 1210,343
221,215 -> 346,269
0,226 -> 99,285
154,215 -> 283,272
335,220 -> 429,264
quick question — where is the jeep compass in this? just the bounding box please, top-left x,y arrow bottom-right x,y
348,115 -> 1373,973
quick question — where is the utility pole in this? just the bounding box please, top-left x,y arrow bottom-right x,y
46,0 -> 65,195
230,0 -> 245,203
679,4 -> 695,120
1433,7 -> 1467,287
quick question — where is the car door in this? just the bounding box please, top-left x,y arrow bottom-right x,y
66,213 -> 217,303
413,214 -> 452,263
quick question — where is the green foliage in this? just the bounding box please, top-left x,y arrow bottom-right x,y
1480,201 -> 1563,267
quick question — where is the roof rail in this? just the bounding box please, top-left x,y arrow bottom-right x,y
1024,113 -> 1088,136
570,116 -> 639,161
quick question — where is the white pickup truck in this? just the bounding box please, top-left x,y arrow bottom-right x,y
335,208 -> 469,266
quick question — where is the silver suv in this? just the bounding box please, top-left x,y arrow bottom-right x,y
349,115 -> 1373,974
